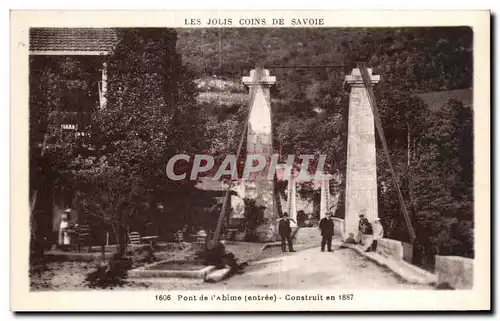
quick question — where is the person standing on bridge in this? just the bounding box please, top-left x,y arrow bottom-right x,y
357,214 -> 370,245
363,219 -> 374,252
367,218 -> 384,252
278,213 -> 296,252
319,212 -> 335,252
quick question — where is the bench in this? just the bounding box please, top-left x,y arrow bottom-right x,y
129,232 -> 159,247
175,231 -> 185,243
75,223 -> 92,252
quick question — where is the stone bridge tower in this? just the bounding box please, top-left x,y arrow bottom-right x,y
242,69 -> 278,242
344,68 -> 380,240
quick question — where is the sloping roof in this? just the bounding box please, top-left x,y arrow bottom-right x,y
29,28 -> 117,54
415,88 -> 472,111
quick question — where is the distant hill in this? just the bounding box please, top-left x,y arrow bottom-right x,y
177,27 -> 472,94
176,28 -> 347,77
416,88 -> 472,111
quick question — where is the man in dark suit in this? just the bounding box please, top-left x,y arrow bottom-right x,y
278,213 -> 296,252
319,212 -> 335,252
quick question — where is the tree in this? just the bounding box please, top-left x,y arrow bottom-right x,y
174,28 -> 474,262
29,55 -> 100,258
414,99 -> 473,259
341,27 -> 473,265
243,198 -> 266,241
377,98 -> 474,267
67,28 -> 207,254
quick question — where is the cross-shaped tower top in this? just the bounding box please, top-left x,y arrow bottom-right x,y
242,69 -> 276,86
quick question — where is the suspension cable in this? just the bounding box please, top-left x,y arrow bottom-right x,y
209,67 -> 264,248
266,64 -> 345,69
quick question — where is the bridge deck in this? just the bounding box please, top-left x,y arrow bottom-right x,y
131,242 -> 434,290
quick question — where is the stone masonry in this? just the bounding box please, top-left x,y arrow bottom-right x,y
344,68 -> 380,241
242,69 -> 278,241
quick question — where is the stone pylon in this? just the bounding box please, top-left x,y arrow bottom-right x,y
344,68 -> 380,241
242,69 -> 277,241
319,176 -> 331,220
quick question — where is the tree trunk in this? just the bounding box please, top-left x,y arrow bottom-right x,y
274,174 -> 284,217
30,212 -> 45,260
413,137 -> 417,162
111,223 -> 120,245
407,121 -> 411,169
117,209 -> 127,257
406,122 -> 416,211
30,129 -> 52,260
101,227 -> 106,260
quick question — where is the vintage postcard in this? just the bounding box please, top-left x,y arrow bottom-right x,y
10,10 -> 490,311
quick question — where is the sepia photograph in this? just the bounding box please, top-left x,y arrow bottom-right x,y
11,10 -> 490,311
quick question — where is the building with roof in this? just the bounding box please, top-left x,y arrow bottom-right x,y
30,28 -> 120,243
30,28 -> 118,112
30,28 -> 117,55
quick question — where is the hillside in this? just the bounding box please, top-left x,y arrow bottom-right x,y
177,27 -> 472,93
177,27 -> 474,264
177,28 -> 347,76
29,27 -> 475,268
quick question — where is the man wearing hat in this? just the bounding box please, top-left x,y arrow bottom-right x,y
277,212 -> 296,252
319,212 -> 335,252
369,218 -> 384,252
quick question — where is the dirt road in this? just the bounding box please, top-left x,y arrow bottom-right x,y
202,246 -> 432,290
129,246 -> 432,290
31,244 -> 432,291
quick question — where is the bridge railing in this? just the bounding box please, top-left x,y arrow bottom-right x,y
333,217 -> 473,289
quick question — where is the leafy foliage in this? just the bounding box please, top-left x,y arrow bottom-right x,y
30,27 -> 474,266
29,55 -> 101,257
243,198 -> 266,241
176,27 -> 474,264
46,29 -> 219,251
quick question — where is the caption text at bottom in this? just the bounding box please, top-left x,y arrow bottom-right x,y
155,293 -> 354,303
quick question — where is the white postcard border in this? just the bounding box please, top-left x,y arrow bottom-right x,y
10,10 -> 491,311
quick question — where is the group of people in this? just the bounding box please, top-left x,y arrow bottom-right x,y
357,214 -> 384,252
277,212 -> 384,253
